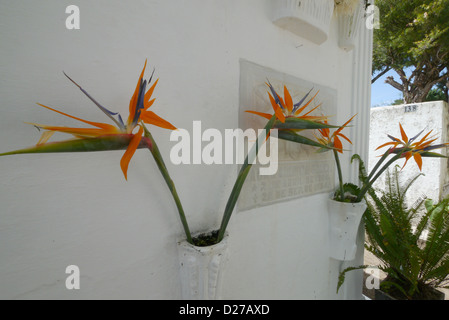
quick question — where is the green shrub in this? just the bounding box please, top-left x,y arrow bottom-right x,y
339,166 -> 449,299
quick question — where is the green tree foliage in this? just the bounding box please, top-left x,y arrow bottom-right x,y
372,0 -> 449,103
426,81 -> 448,102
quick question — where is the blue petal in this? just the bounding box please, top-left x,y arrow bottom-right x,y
266,80 -> 284,110
132,78 -> 147,127
422,144 -> 448,152
63,72 -> 126,131
409,129 -> 425,143
118,114 -> 125,128
387,134 -> 402,142
292,88 -> 313,113
148,68 -> 156,85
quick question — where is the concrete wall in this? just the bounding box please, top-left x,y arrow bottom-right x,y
369,101 -> 449,208
0,0 -> 371,299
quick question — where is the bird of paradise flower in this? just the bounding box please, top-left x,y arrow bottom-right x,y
352,123 -> 449,203
0,60 -> 194,243
314,114 -> 357,201
245,82 -> 338,148
215,83 -> 341,243
1,59 -> 175,180
375,123 -> 449,171
315,115 -> 356,153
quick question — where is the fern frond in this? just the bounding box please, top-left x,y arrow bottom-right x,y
337,265 -> 369,293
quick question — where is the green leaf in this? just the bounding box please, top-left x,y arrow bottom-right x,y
277,130 -> 335,149
420,151 -> 448,158
274,118 -> 341,130
0,135 -> 149,156
333,183 -> 361,202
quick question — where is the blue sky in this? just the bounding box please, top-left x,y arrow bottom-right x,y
371,69 -> 404,107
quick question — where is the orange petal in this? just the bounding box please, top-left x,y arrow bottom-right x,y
414,130 -> 433,146
300,115 -> 329,121
337,132 -> 352,145
302,103 -> 322,117
144,79 -> 159,110
268,93 -> 285,123
268,90 -> 287,111
399,123 -> 408,143
36,103 -> 117,131
335,114 -> 357,135
27,124 -> 119,137
144,98 -> 156,111
416,138 -> 438,149
276,93 -> 286,110
120,126 -> 144,180
37,131 -> 55,145
284,86 -> 293,113
274,105 -> 286,123
334,136 -> 343,153
413,152 -> 423,171
245,110 -> 273,120
319,127 -> 330,138
268,92 -> 278,110
141,111 -> 177,130
401,151 -> 412,170
375,141 -> 398,150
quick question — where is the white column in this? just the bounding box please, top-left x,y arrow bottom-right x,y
349,14 -> 373,185
344,8 -> 374,300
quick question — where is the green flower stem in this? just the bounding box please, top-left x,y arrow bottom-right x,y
366,149 -> 391,182
356,153 -> 402,203
217,115 -> 277,243
142,124 -> 193,244
333,149 -> 345,202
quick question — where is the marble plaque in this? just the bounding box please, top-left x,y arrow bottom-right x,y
237,60 -> 336,211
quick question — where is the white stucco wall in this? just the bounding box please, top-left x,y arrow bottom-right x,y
369,101 -> 449,208
0,0 -> 371,299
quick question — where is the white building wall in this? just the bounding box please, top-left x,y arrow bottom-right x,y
0,0 -> 371,299
369,102 -> 449,207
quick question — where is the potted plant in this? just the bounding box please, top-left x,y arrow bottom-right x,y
271,0 -> 335,45
339,166 -> 449,299
334,0 -> 369,15
313,114 -> 365,260
334,0 -> 370,51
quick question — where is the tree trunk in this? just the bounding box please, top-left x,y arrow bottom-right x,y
446,81 -> 449,102
385,71 -> 448,104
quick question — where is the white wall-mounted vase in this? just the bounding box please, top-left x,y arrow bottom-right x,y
328,198 -> 366,261
272,0 -> 334,45
177,232 -> 229,300
337,0 -> 365,51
